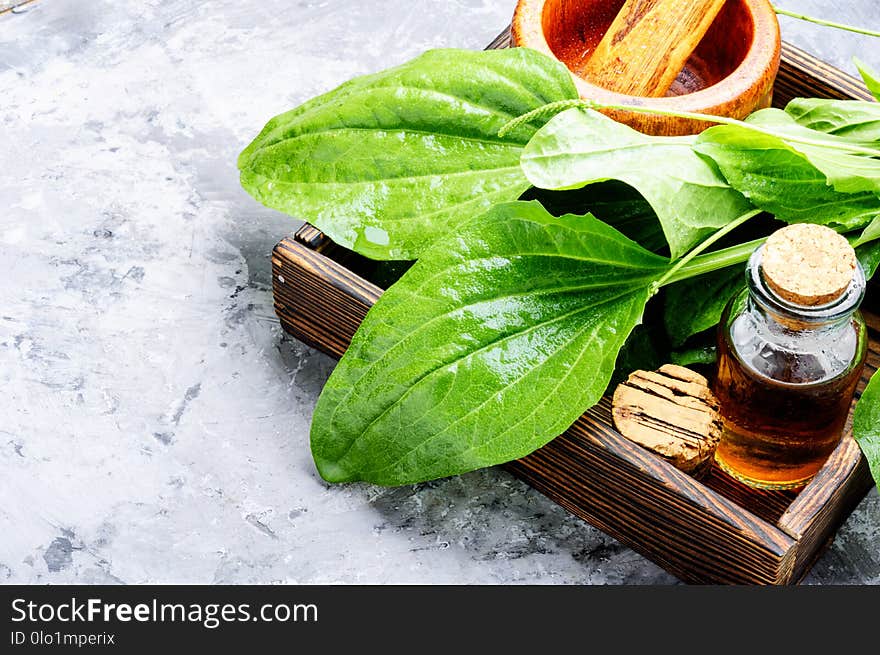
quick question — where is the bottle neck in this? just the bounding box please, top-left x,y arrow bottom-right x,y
745,247 -> 866,335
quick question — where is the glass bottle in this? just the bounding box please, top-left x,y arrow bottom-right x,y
713,225 -> 868,490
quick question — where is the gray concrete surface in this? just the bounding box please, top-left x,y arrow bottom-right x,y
1,0 -> 878,585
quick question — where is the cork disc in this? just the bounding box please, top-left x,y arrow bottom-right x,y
761,224 -> 857,306
611,364 -> 722,478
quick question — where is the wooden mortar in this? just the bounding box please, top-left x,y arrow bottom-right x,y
511,0 -> 781,135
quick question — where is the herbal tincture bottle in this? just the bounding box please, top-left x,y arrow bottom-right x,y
713,224 -> 868,490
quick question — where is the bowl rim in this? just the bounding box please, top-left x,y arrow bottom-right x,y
512,0 -> 781,112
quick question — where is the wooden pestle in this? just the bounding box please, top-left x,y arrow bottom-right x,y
581,0 -> 728,97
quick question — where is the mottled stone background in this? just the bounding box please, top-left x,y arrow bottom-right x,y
1,0 -> 878,585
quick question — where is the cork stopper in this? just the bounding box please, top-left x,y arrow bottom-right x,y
761,224 -> 857,306
612,364 -> 722,479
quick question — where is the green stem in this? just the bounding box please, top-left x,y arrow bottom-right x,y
653,210 -> 763,292
649,222 -> 874,287
671,222 -> 877,280
583,100 -> 880,157
774,7 -> 880,38
501,99 -> 880,157
662,238 -> 766,286
498,100 -> 582,137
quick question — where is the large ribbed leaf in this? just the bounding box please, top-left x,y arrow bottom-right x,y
520,108 -> 753,258
695,115 -> 880,231
238,48 -> 578,260
664,264 -> 744,347
786,98 -> 880,144
310,201 -> 668,485
741,110 -> 880,194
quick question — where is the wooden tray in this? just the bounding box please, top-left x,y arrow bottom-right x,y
270,29 -> 878,584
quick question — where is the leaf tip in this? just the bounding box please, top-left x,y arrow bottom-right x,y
236,146 -> 255,174
853,56 -> 880,101
312,454 -> 358,484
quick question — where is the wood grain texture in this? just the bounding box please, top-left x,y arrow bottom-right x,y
268,32 -> 878,584
611,365 -> 722,477
581,0 -> 728,97
512,0 -> 781,135
0,0 -> 34,14
273,238 -> 380,357
491,23 -> 877,103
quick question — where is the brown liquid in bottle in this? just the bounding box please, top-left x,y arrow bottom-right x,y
713,315 -> 865,490
712,224 -> 867,490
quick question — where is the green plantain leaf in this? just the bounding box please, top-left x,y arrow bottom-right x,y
855,57 -> 880,102
310,201 -> 668,485
520,181 -> 667,253
238,48 -> 578,260
695,121 -> 880,231
856,240 -> 880,279
856,213 -> 880,246
671,344 -> 717,367
520,108 -> 753,258
853,371 -> 880,491
743,110 -> 880,195
610,323 -> 668,387
786,98 -> 880,144
664,264 -> 744,347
